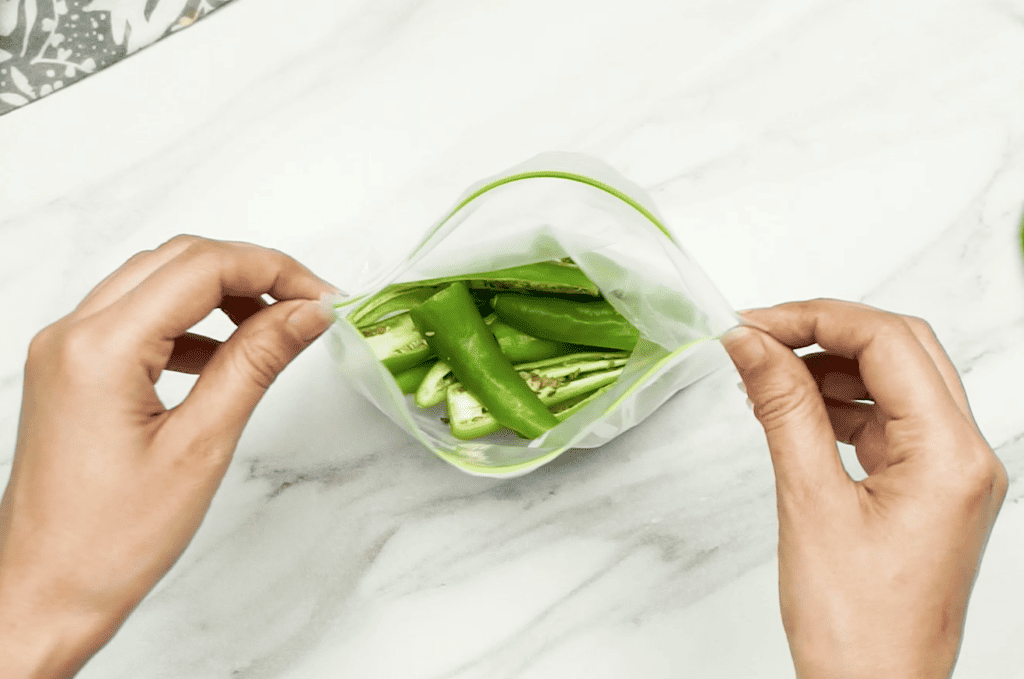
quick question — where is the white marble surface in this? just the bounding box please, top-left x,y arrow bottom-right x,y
2,0 -> 1023,676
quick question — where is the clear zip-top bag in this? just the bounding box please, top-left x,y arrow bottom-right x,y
324,152 -> 740,478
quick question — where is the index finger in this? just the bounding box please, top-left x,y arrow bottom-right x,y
105,239 -> 336,344
738,299 -> 960,424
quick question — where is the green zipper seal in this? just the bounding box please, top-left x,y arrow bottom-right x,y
410,170 -> 677,258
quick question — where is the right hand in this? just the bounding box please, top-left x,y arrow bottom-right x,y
720,299 -> 1008,679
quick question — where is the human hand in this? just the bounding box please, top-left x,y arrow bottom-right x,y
0,235 -> 337,678
721,299 -> 1007,679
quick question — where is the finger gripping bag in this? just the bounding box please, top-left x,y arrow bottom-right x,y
325,153 -> 741,478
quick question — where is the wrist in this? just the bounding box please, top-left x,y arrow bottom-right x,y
797,664 -> 954,679
0,578 -> 117,679
793,641 -> 957,679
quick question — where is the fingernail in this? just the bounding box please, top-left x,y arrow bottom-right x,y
288,300 -> 333,341
736,380 -> 747,394
720,325 -> 767,370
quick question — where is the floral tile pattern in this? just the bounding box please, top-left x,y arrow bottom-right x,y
0,0 -> 233,116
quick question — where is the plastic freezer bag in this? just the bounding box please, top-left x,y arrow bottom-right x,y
324,152 -> 741,478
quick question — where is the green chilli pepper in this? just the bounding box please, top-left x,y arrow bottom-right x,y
351,286 -> 440,328
413,320 -> 581,409
346,260 -> 596,328
388,260 -> 600,297
515,351 -> 629,383
359,312 -> 434,375
415,360 -> 455,408
446,383 -> 504,440
519,360 -> 626,405
394,361 -> 436,394
410,282 -> 559,439
550,382 -> 617,422
483,313 -> 576,363
461,260 -> 600,296
491,294 -> 640,352
445,356 -> 626,438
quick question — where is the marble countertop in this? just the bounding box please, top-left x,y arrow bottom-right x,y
2,0 -> 1023,676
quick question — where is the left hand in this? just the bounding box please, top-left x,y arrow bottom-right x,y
0,235 -> 337,678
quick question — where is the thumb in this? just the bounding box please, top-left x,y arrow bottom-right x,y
720,323 -> 850,497
171,297 -> 334,450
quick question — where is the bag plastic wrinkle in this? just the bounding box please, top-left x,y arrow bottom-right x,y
324,152 -> 741,478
